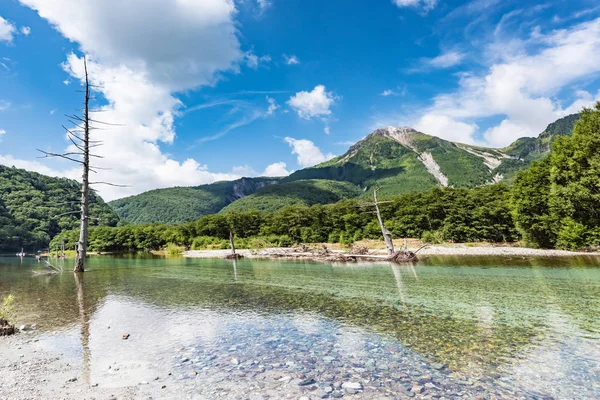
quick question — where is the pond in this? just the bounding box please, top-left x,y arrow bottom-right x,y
1,255 -> 599,399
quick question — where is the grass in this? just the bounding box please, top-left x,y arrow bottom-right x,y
0,295 -> 15,321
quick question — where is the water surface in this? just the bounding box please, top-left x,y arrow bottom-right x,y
1,255 -> 599,398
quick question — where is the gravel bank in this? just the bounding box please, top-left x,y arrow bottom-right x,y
184,245 -> 599,260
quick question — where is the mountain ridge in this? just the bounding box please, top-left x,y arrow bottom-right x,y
108,113 -> 581,224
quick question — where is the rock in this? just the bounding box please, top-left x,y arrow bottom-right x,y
298,378 -> 316,386
417,375 -> 432,384
30,324 -> 37,330
19,325 -> 27,331
231,358 -> 240,365
122,333 -> 130,340
342,382 -> 363,391
91,383 -> 98,387
278,376 -> 292,383
411,385 -> 424,394
67,377 -> 77,383
181,357 -> 190,363
430,362 -> 446,370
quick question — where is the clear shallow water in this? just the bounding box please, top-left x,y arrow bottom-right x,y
1,255 -> 599,398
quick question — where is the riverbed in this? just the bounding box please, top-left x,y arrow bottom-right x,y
1,255 -> 599,399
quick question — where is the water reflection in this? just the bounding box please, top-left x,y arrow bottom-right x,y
1,255 -> 599,397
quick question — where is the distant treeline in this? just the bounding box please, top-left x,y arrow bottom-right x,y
47,102 -> 600,253
52,183 -> 518,252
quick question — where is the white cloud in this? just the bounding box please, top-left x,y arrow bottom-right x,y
426,51 -> 465,68
284,54 -> 300,65
392,0 -> 437,12
16,0 -> 249,200
284,137 -> 334,168
324,126 -> 330,134
263,162 -> 290,177
63,79 -> 71,85
0,129 -> 6,135
265,96 -> 278,116
414,18 -> 600,147
0,100 -> 10,110
0,154 -> 79,178
49,108 -> 57,115
381,89 -> 395,96
0,16 -> 16,42
415,114 -> 479,144
288,85 -> 336,120
246,52 -> 271,69
20,26 -> 31,36
257,0 -> 271,12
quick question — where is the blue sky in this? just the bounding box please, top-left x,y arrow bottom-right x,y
1,0 -> 600,200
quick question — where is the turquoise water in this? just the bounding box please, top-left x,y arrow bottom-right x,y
1,255 -> 599,398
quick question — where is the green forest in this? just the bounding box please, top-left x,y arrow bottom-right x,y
4,105 -> 599,254
50,103 -> 600,253
0,166 -> 119,252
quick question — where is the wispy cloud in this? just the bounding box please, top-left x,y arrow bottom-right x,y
283,54 -> 300,65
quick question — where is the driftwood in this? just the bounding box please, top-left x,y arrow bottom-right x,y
225,253 -> 244,260
388,250 -> 418,263
349,245 -> 369,255
0,319 -> 15,337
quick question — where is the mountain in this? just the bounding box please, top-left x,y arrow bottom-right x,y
108,177 -> 281,224
109,113 -> 581,224
0,165 -> 119,252
285,127 -> 507,196
220,179 -> 364,213
497,113 -> 581,179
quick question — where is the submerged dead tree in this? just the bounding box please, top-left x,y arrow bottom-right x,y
38,56 -> 124,273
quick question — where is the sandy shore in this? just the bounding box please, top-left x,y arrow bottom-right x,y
184,245 -> 600,260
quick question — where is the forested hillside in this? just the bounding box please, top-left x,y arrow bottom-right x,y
0,165 -> 119,252
220,180 -> 364,213
108,177 -> 280,224
109,113 -> 581,223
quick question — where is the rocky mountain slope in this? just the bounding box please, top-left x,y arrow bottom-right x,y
109,113 -> 580,224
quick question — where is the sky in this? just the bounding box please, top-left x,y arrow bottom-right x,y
1,0 -> 600,201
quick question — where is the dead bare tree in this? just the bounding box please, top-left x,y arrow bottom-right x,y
359,186 -> 395,255
38,56 -> 125,273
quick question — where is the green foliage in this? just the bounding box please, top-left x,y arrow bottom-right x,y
0,295 -> 15,321
511,159 -> 556,248
166,243 -> 185,256
53,184 -> 519,252
0,165 -> 119,252
109,177 -> 280,224
512,103 -> 600,250
221,180 -> 363,212
422,230 -> 445,244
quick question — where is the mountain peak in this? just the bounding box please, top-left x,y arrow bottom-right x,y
384,126 -> 419,134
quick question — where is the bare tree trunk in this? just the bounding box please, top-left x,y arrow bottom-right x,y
374,189 -> 395,255
74,58 -> 91,273
229,230 -> 236,257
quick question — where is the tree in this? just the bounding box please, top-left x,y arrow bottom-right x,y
511,159 -> 556,248
512,102 -> 600,250
38,57 -> 123,272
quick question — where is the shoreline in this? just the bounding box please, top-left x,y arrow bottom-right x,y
184,244 -> 600,261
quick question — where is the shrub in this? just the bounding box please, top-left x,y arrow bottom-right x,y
556,218 -> 588,251
0,295 -> 15,321
166,243 -> 185,256
422,230 -> 445,244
